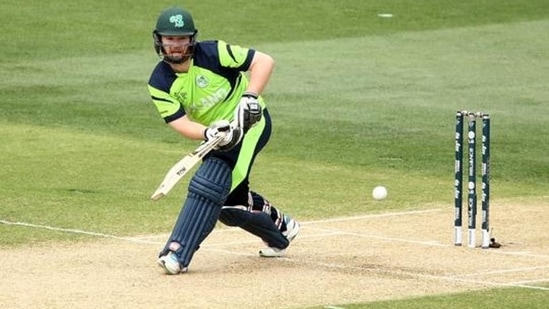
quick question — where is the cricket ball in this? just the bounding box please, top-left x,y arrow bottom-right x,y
372,186 -> 388,200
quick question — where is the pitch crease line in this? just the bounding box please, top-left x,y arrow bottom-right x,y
0,209 -> 437,242
451,265 -> 549,278
302,209 -> 441,225
0,219 -> 160,245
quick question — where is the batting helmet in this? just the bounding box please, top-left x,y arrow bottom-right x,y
152,7 -> 198,64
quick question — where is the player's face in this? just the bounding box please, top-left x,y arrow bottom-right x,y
161,36 -> 192,59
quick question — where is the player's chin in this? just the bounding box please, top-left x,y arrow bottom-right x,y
164,55 -> 185,64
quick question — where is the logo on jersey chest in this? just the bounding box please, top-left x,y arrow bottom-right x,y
195,75 -> 209,88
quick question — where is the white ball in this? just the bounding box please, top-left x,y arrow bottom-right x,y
372,186 -> 387,200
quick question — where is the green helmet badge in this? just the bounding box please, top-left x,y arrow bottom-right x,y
170,14 -> 185,28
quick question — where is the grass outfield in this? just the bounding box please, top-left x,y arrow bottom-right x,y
1,0 -> 548,308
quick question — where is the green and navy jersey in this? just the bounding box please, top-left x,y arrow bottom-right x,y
148,40 -> 265,125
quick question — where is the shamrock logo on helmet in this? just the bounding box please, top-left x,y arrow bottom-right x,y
169,14 -> 185,28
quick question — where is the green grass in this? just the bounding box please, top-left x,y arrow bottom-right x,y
310,287 -> 549,309
1,0 -> 548,308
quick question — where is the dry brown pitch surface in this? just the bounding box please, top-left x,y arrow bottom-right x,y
1,200 -> 548,309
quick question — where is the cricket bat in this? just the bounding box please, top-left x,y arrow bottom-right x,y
150,135 -> 224,201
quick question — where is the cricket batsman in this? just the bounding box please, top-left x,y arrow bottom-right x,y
147,6 -> 300,275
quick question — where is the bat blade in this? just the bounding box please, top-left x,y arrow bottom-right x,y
150,136 -> 224,201
150,155 -> 200,201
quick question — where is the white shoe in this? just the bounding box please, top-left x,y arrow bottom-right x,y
157,251 -> 187,275
259,246 -> 286,257
259,214 -> 300,258
282,214 -> 300,242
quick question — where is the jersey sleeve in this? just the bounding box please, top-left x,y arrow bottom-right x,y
147,62 -> 186,123
216,40 -> 255,71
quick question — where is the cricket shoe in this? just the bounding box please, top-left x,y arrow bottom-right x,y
259,214 -> 300,258
157,251 -> 188,275
259,246 -> 286,258
282,214 -> 300,242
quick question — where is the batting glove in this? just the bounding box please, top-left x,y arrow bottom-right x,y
204,120 -> 243,152
235,91 -> 262,133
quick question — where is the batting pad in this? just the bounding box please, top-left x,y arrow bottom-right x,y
219,207 -> 289,249
164,158 -> 232,267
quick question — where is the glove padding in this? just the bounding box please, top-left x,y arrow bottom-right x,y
204,120 -> 243,152
235,92 -> 262,133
